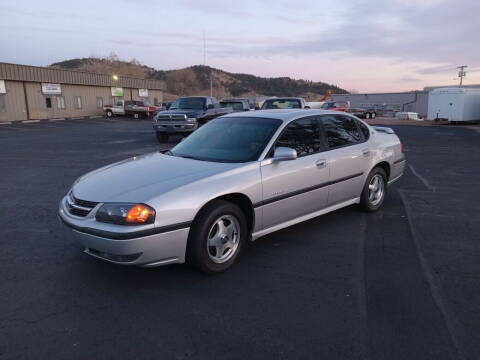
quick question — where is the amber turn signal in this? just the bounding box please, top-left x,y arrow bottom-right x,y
126,204 -> 155,224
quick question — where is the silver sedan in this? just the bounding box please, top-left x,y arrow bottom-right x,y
59,110 -> 405,273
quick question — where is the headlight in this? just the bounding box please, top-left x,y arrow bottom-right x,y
96,203 -> 156,225
187,117 -> 197,122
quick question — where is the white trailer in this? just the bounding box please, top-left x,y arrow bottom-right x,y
427,87 -> 480,122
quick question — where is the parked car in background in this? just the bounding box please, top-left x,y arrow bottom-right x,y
321,101 -> 350,112
307,101 -> 327,109
220,98 -> 251,112
59,109 -> 405,273
153,96 -> 233,143
261,97 -> 310,110
104,100 -> 126,117
160,102 -> 172,110
104,100 -> 159,119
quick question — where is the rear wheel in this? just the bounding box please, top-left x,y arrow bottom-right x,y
156,132 -> 168,143
371,112 -> 376,119
365,112 -> 371,119
106,110 -> 113,118
360,167 -> 387,212
133,113 -> 139,119
186,200 -> 247,273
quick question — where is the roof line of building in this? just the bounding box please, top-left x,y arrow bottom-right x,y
0,62 -> 165,90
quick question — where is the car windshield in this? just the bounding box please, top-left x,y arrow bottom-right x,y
169,97 -> 205,110
170,117 -> 282,163
262,99 -> 301,109
143,100 -> 151,106
220,101 -> 244,111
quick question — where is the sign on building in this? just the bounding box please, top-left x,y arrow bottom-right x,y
0,80 -> 6,94
111,87 -> 124,97
139,89 -> 148,97
41,83 -> 62,95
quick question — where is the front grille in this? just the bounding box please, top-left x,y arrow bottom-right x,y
66,192 -> 98,217
156,114 -> 187,122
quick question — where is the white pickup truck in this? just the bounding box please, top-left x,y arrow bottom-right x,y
104,100 -> 159,119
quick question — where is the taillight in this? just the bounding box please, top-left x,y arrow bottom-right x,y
400,142 -> 403,152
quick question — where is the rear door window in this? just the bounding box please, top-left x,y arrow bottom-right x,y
320,115 -> 362,149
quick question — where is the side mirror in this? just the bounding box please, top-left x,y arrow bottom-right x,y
207,104 -> 214,109
273,147 -> 297,161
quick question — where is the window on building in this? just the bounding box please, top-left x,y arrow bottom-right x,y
274,117 -> 322,157
96,97 -> 103,109
57,96 -> 66,110
154,97 -> 159,106
74,96 -> 82,110
46,97 -> 52,108
0,96 -> 5,112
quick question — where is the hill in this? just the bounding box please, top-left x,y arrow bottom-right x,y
50,57 -> 348,100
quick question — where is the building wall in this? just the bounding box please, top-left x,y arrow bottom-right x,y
2,82 -> 163,121
131,89 -> 164,105
0,81 -> 28,122
331,91 -> 429,118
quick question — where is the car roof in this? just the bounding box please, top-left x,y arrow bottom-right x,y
264,97 -> 303,101
221,109 -> 348,122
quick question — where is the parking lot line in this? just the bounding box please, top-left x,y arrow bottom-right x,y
22,120 -> 41,124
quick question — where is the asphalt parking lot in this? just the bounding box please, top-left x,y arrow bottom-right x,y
1,117 -> 479,360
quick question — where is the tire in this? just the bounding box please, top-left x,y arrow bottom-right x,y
371,112 -> 376,119
133,113 -> 139,119
186,200 -> 247,273
156,132 -> 168,143
365,112 -> 371,119
360,167 -> 387,212
106,110 -> 113,118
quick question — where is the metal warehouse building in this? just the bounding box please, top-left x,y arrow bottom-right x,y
0,63 -> 165,122
331,90 -> 429,118
331,84 -> 480,120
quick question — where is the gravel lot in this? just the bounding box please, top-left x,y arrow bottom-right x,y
1,117 -> 479,360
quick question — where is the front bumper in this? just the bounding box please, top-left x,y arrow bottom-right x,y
58,196 -> 190,267
153,121 -> 197,133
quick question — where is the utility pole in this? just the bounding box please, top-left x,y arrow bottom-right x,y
457,65 -> 467,86
203,31 -> 206,66
204,30 -> 213,97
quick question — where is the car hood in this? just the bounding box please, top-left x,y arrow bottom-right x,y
72,152 -> 240,203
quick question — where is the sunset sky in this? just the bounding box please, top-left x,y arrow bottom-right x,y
1,0 -> 479,92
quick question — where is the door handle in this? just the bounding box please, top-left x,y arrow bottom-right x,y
315,159 -> 327,168
362,149 -> 370,157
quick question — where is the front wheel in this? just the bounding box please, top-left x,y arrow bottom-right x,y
106,110 -> 113,118
186,200 -> 247,273
360,167 -> 387,212
371,112 -> 376,119
365,112 -> 371,119
133,113 -> 139,119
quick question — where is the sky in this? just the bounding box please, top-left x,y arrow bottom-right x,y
0,0 -> 479,92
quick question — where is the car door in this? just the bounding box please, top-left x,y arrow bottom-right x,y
319,114 -> 370,205
259,116 -> 330,229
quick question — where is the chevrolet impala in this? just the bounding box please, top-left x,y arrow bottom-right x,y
59,110 -> 405,273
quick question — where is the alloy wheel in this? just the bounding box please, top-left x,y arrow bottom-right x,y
368,174 -> 385,206
206,215 -> 240,264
